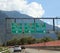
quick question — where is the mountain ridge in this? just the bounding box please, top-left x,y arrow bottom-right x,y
0,10 -> 58,44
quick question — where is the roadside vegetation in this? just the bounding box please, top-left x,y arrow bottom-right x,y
2,50 -> 10,53
2,31 -> 60,46
0,47 -> 3,52
6,36 -> 55,46
0,47 -> 10,53
56,32 -> 60,40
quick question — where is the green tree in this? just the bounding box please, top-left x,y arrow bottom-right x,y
56,32 -> 60,40
40,36 -> 53,43
7,38 -> 18,46
20,36 -> 36,45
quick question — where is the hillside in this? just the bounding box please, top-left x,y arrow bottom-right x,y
0,11 -> 58,44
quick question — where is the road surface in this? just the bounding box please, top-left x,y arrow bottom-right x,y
9,48 -> 60,53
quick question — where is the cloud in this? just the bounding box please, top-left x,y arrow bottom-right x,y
55,25 -> 60,28
0,0 -> 45,17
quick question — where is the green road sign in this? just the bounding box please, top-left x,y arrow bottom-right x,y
24,23 -> 29,33
36,23 -> 46,33
11,23 -> 22,34
24,23 -> 35,33
11,23 -> 46,34
29,23 -> 35,33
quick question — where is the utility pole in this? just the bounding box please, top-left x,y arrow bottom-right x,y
53,18 -> 55,31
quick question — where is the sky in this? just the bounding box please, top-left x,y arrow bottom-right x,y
39,0 -> 60,17
28,0 -> 60,17
0,0 -> 60,27
0,0 -> 60,17
0,0 -> 44,17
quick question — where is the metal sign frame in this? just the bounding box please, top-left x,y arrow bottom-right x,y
4,17 -> 60,45
5,17 -> 60,32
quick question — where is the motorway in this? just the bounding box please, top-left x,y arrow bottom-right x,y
9,48 -> 60,53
